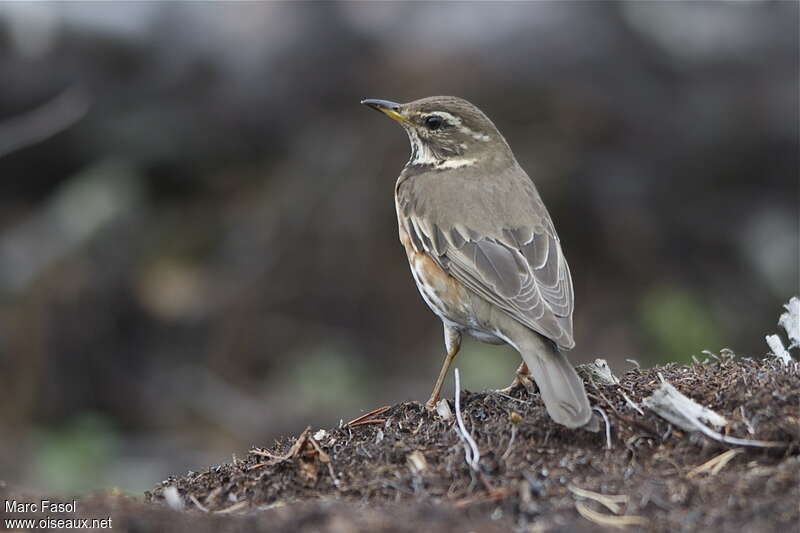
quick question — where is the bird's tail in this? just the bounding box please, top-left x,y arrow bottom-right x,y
515,331 -> 592,428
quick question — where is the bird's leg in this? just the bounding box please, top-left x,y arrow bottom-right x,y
497,361 -> 533,394
425,326 -> 462,410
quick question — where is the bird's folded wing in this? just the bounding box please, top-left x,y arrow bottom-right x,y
403,210 -> 575,350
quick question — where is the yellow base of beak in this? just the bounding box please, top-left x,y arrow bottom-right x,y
361,98 -> 407,125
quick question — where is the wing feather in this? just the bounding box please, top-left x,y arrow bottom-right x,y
398,177 -> 575,349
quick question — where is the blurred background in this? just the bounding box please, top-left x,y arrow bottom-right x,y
0,2 -> 797,495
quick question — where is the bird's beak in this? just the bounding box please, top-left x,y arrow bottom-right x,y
360,98 -> 407,124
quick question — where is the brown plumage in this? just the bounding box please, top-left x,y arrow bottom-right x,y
362,96 -> 591,428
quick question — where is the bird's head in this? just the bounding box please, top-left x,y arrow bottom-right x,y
361,96 -> 513,170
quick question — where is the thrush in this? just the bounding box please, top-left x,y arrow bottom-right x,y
361,96 -> 591,429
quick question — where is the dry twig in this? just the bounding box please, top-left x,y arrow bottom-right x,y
593,407 -> 612,450
452,487 -> 510,507
250,427 -> 312,467
345,405 -> 391,428
348,418 -> 387,428
643,380 -> 789,448
214,501 -> 249,514
453,368 -> 480,471
501,412 -> 522,460
568,485 -> 628,514
189,494 -> 209,513
618,389 -> 644,415
575,501 -> 648,529
687,449 -> 743,478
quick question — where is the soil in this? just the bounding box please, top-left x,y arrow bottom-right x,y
2,355 -> 798,532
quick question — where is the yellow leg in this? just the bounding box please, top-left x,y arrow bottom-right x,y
425,326 -> 461,410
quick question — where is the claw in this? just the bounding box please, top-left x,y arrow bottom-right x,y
497,361 -> 532,394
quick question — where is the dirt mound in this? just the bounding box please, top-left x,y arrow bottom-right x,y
146,355 -> 797,531
3,356 -> 798,532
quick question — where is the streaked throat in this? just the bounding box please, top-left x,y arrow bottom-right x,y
405,129 -> 476,170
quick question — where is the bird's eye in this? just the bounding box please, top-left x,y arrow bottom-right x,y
424,115 -> 444,130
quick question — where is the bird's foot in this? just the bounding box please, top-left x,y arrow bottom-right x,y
496,362 -> 533,395
496,374 -> 533,395
424,396 -> 439,411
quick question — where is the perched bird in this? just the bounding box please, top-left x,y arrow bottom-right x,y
361,96 -> 592,428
